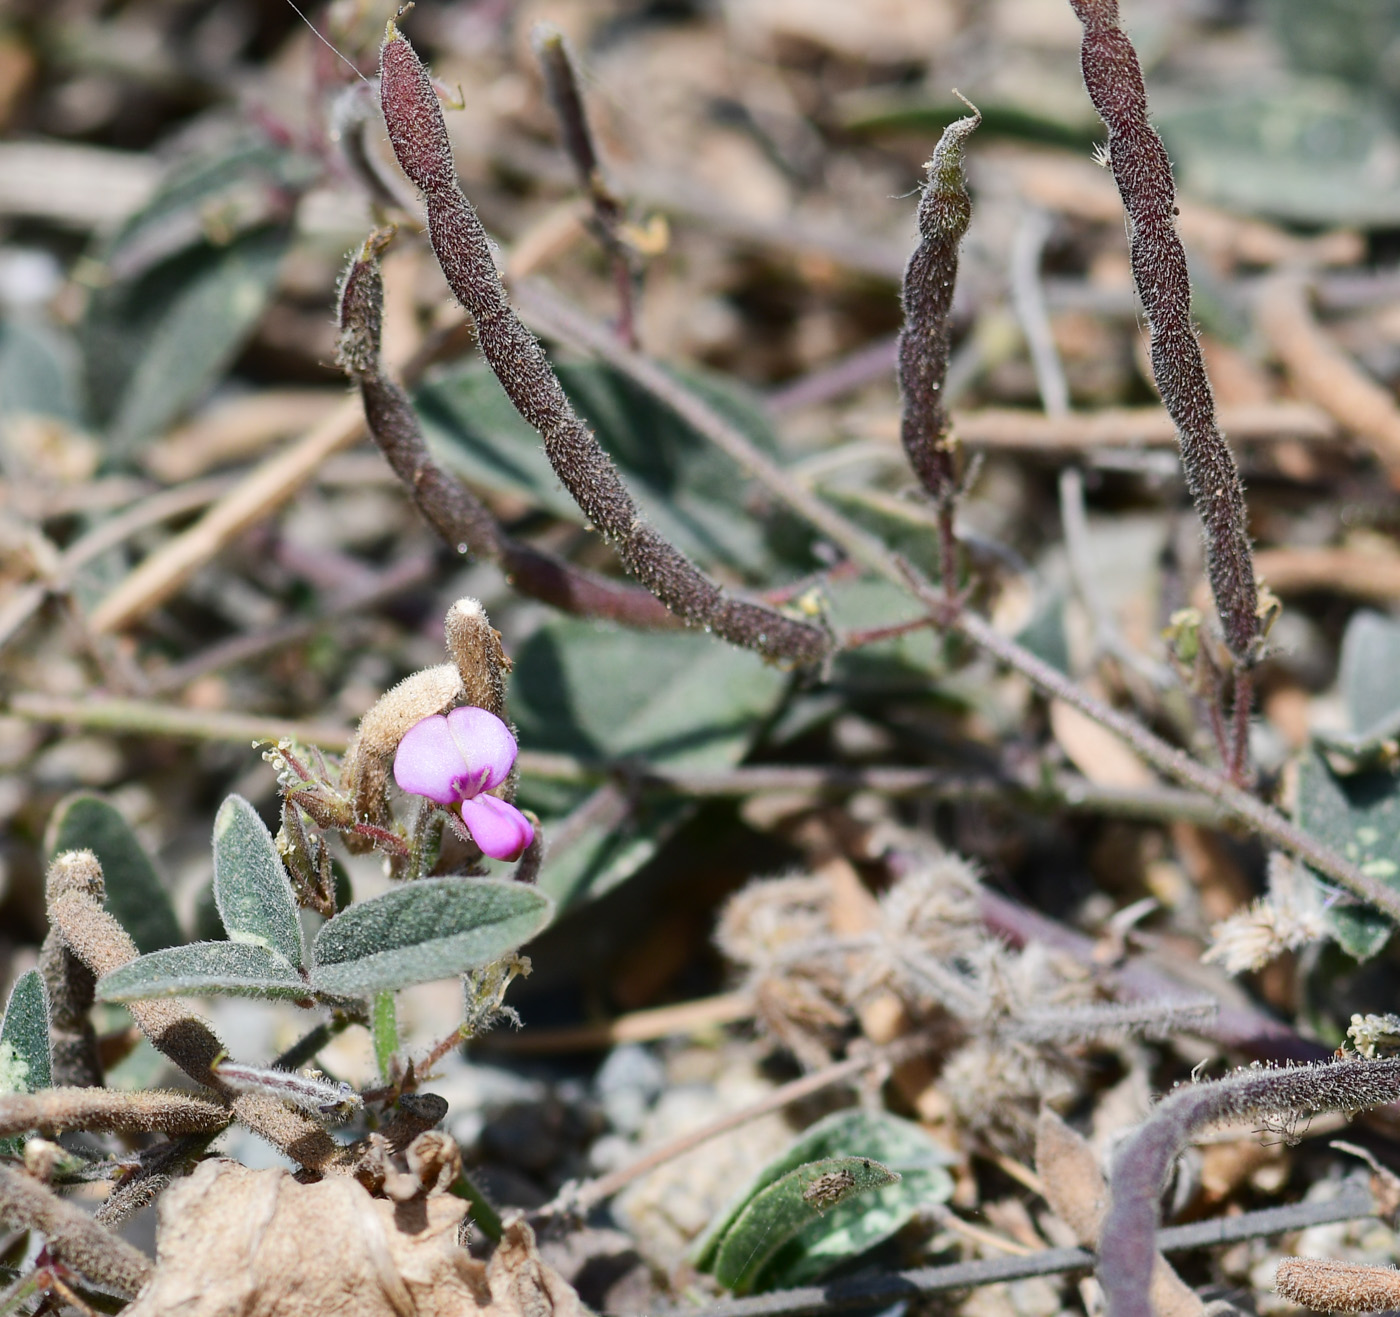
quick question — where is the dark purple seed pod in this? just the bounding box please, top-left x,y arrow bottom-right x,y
377,24 -> 831,665
1070,0 -> 1260,666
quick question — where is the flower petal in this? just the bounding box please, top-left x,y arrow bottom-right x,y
444,706 -> 518,794
393,714 -> 467,805
459,795 -> 534,861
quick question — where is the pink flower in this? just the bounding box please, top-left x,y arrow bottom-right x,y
393,707 -> 534,861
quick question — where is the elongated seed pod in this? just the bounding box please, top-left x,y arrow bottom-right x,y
1070,0 -> 1260,665
378,24 -> 830,666
336,230 -> 675,631
898,102 -> 980,507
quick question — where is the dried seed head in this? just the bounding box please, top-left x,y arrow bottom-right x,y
1277,1258 -> 1400,1313
342,662 -> 465,831
444,598 -> 510,718
46,849 -> 105,902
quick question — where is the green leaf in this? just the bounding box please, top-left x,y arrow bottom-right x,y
1297,752 -> 1400,958
694,1109 -> 953,1287
107,226 -> 288,449
310,878 -> 553,997
0,317 -> 84,425
709,1156 -> 899,1294
1154,84 -> 1400,226
509,618 -> 789,907
511,619 -> 788,774
1,971 -> 52,1094
213,795 -> 303,967
1338,611 -> 1400,747
417,360 -> 810,579
1015,591 -> 1071,678
46,793 -> 182,955
94,942 -> 309,1002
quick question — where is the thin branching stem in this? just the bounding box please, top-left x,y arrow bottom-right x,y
508,279 -> 1394,919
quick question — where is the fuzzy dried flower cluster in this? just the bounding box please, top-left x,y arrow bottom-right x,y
1203,852 -> 1331,974
717,851 -> 1101,1143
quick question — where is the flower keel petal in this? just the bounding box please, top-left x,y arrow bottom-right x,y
460,795 -> 534,861
393,714 -> 467,805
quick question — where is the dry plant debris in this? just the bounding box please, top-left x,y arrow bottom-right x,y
6,0 -> 1400,1314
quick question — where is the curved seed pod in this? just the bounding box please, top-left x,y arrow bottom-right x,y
898,99 -> 980,509
377,24 -> 830,666
337,230 -> 677,631
1069,0 -> 1260,665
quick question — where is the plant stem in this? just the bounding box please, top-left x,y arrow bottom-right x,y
512,279 -> 1395,920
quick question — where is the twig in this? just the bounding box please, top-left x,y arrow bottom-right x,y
145,553 -> 436,694
475,991 -> 752,1053
765,335 -> 899,414
86,244 -> 423,636
0,476 -> 237,652
549,1033 -> 938,1216
509,282 -> 1385,913
1253,546 -> 1400,600
1099,1059 -> 1400,1317
1009,207 -> 1070,420
1257,271 -> 1400,485
946,402 -> 1335,452
656,1179 -> 1377,1317
9,692 -> 354,751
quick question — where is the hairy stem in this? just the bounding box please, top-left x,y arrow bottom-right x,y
0,1165 -> 153,1298
0,1088 -> 229,1139
45,851 -> 344,1173
1100,1058 -> 1400,1317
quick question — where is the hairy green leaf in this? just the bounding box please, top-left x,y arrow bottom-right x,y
47,793 -> 182,955
1,971 -> 52,1095
212,796 -> 303,966
695,1109 -> 953,1285
1336,611 -> 1400,750
1297,752 -> 1400,959
710,1156 -> 899,1294
95,942 -> 309,1002
310,878 -> 552,996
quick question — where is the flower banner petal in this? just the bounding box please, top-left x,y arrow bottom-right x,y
445,706 -> 518,793
393,714 -> 466,805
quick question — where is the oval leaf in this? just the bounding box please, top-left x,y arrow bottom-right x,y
47,793 -> 182,954
311,877 -> 552,997
712,1156 -> 899,1295
1,970 -> 52,1094
95,942 -> 308,1002
213,795 -> 303,966
695,1108 -> 953,1276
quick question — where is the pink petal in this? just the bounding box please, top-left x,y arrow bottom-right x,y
459,795 -> 534,861
393,714 -> 467,805
444,707 -> 517,794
